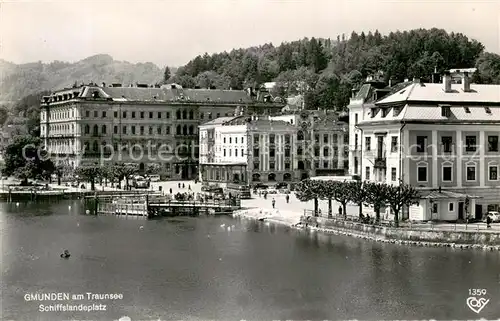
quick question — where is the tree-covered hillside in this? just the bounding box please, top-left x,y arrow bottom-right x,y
171,28 -> 497,110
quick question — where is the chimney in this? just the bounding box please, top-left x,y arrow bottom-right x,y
462,72 -> 471,92
443,71 -> 452,93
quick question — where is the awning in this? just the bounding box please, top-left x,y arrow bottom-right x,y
420,190 -> 482,200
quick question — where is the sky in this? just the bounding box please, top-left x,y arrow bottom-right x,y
1,0 -> 499,67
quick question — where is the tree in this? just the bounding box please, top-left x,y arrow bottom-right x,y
364,182 -> 389,223
75,166 -> 103,191
294,179 -> 322,216
2,135 -> 55,185
385,181 -> 420,227
346,181 -> 365,219
332,181 -> 350,219
146,163 -> 161,175
110,163 -> 138,189
163,66 -> 171,84
320,181 -> 337,218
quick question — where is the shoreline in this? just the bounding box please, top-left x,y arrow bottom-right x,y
233,208 -> 500,251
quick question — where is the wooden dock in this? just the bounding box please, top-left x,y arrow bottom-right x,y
89,193 -> 241,218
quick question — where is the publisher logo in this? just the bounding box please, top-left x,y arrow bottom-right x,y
466,296 -> 489,314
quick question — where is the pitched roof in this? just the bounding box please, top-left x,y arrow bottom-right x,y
200,116 -> 239,126
377,83 -> 500,105
420,190 -> 481,199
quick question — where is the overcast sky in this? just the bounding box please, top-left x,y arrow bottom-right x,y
1,0 -> 499,67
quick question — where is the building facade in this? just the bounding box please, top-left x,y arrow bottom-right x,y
351,72 -> 500,221
40,83 -> 284,179
199,111 -> 349,186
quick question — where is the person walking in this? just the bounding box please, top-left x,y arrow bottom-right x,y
169,188 -> 172,194
182,183 -> 185,189
178,183 -> 181,188
272,198 -> 276,209
486,214 -> 492,228
338,206 -> 343,216
188,185 -> 191,191
285,194 -> 290,203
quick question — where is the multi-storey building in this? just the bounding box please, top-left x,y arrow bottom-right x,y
199,111 -> 349,186
351,72 -> 500,221
40,83 -> 284,179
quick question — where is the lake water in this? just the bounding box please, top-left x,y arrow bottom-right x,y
1,200 -> 499,320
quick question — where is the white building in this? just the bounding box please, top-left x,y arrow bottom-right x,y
349,72 -> 500,221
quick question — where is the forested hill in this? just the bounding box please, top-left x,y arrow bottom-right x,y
0,54 -> 169,102
170,28 -> 500,110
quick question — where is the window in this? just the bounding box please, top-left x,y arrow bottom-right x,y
131,126 -> 136,135
102,111 -> 106,118
235,149 -> 238,157
285,162 -> 290,170
323,161 -> 329,168
132,111 -> 136,118
269,134 -> 275,144
216,113 -> 220,118
270,148 -> 275,157
223,149 -> 226,157
464,107 -> 471,113
157,127 -> 161,135
442,136 -> 453,153
123,126 -> 127,134
333,134 -> 338,144
176,110 -> 181,119
449,203 -> 454,212
391,137 -> 398,152
166,126 -> 170,134
314,161 -> 319,169
465,136 -> 477,152
315,134 -> 320,143
417,166 -> 427,182
285,134 -> 290,144
354,134 -> 358,149
416,136 -> 426,153
114,111 -> 118,118
365,167 -> 370,180
114,126 -> 118,134
254,134 -> 259,144
158,112 -> 162,118
253,148 -> 259,157
365,137 -> 371,151
189,111 -> 194,119
314,147 -> 320,157
466,165 -> 476,181
297,146 -> 303,155
241,149 -> 244,156
140,126 -> 144,135
101,125 -> 106,134
269,162 -> 275,170
229,137 -> 232,144
149,126 -> 153,135
140,112 -> 144,119
391,168 -> 397,181
489,165 -> 498,181
149,112 -> 153,119
92,111 -> 97,117
166,112 -> 170,119
442,165 -> 452,182
285,147 -> 290,157
324,134 -> 328,144
488,136 -> 499,152
235,137 -> 238,144
441,106 -> 451,117
355,113 -> 358,125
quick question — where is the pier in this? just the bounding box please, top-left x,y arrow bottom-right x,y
88,194 -> 242,218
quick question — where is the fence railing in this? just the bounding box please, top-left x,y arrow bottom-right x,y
302,209 -> 496,232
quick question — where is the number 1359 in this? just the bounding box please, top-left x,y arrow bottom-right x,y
469,289 -> 487,296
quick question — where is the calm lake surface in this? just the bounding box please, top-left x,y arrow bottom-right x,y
1,200 -> 499,320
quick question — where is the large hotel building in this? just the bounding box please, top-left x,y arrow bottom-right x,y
349,72 -> 500,221
40,83 -> 284,179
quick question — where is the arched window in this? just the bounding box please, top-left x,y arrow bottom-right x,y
297,130 -> 304,140
252,173 -> 261,182
176,110 -> 181,119
284,173 -> 292,181
92,141 -> 98,152
189,110 -> 194,119
182,110 -> 187,119
189,125 -> 194,135
149,126 -> 153,135
85,125 -> 90,134
176,125 -> 181,135
298,161 -> 305,170
101,125 -> 106,134
183,125 -> 187,135
268,173 -> 276,181
93,125 -> 98,135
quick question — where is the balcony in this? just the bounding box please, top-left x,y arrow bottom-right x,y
374,151 -> 386,168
